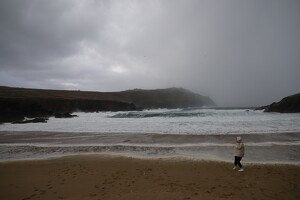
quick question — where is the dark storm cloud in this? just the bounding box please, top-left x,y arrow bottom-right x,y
0,0 -> 300,106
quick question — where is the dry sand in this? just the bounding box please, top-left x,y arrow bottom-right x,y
0,155 -> 299,200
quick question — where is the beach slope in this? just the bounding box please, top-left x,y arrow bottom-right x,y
0,155 -> 299,200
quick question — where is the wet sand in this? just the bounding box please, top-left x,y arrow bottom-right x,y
0,155 -> 299,200
1,131 -> 300,163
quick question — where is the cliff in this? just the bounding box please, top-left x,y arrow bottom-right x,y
260,93 -> 300,113
0,86 -> 137,123
0,86 -> 215,123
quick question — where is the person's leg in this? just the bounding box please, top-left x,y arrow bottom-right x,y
237,156 -> 243,168
237,157 -> 244,171
233,156 -> 238,169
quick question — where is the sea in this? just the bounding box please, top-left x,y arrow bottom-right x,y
0,108 -> 300,164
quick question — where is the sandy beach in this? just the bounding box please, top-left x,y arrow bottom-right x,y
0,155 -> 299,200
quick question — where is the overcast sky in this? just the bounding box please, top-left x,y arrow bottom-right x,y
0,0 -> 299,106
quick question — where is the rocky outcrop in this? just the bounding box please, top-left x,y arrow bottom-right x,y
260,93 -> 300,113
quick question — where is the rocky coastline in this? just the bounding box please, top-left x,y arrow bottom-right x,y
0,86 -> 215,124
257,93 -> 300,113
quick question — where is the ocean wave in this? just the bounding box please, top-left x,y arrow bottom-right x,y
109,111 -> 210,118
1,108 -> 300,134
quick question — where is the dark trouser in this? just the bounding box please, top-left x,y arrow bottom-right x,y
234,156 -> 243,168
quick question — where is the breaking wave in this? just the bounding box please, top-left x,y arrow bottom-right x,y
109,110 -> 211,118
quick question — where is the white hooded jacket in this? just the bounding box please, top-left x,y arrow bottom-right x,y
234,136 -> 245,157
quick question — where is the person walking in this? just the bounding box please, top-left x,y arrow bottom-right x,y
233,136 -> 245,172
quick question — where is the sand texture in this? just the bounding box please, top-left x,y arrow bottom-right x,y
0,155 -> 299,200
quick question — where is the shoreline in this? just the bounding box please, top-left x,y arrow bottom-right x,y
0,152 -> 299,166
1,130 -> 300,135
1,131 -> 300,164
0,154 -> 299,200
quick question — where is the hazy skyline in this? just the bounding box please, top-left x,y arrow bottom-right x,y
0,0 -> 299,106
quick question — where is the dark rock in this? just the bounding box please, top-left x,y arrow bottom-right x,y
55,113 -> 78,118
262,93 -> 300,113
13,117 -> 48,124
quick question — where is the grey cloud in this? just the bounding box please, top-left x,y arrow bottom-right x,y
0,0 -> 300,106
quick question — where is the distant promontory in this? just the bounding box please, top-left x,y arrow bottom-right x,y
258,93 -> 300,113
0,86 -> 215,123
